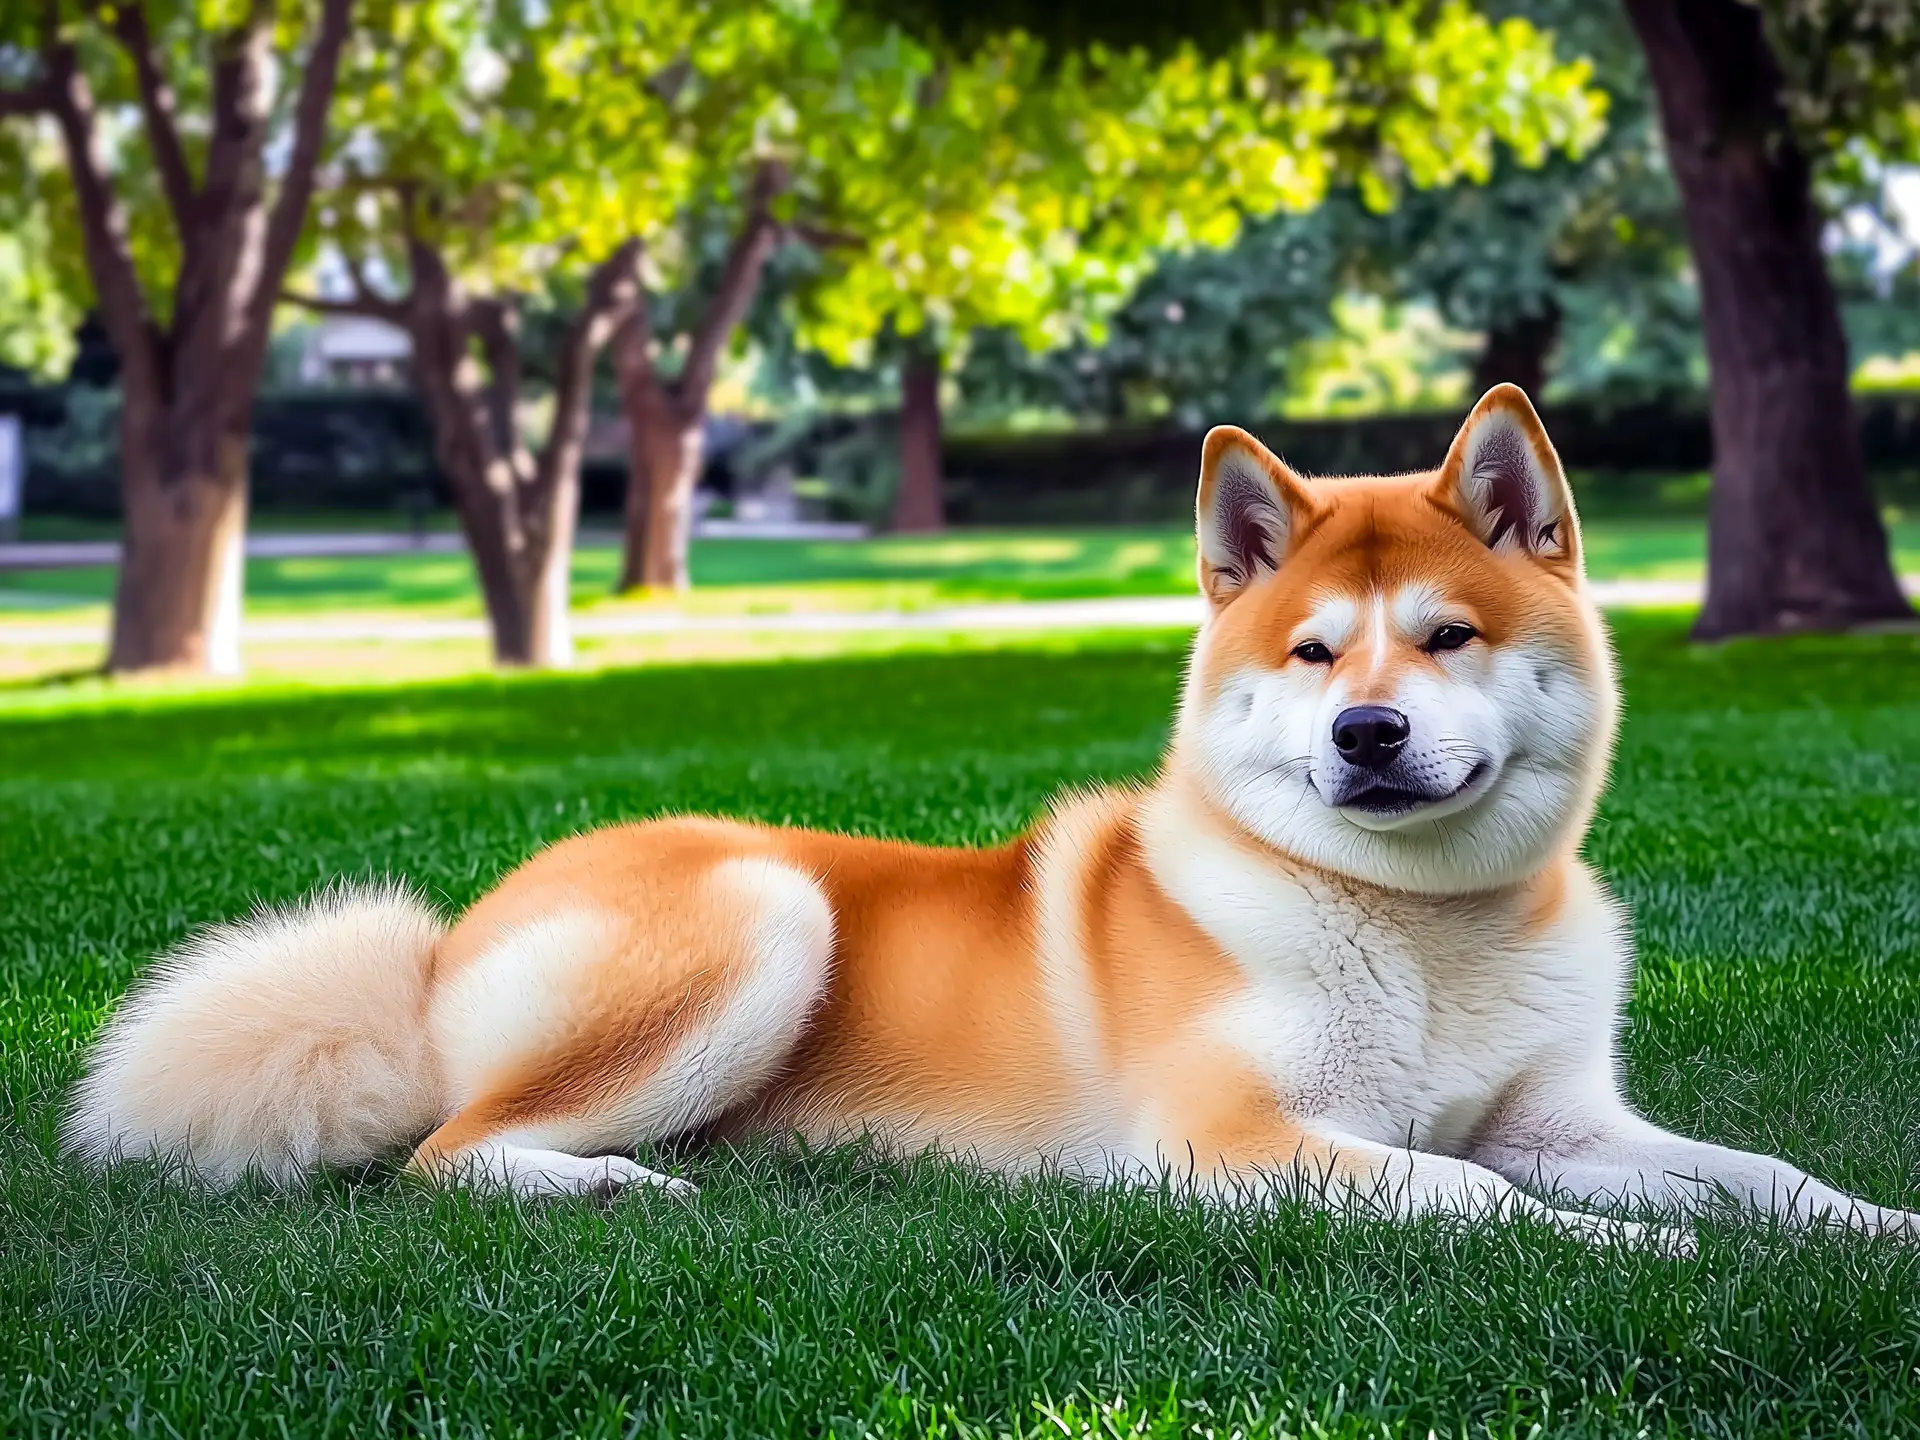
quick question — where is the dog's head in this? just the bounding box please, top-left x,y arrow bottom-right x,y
1173,384 -> 1616,894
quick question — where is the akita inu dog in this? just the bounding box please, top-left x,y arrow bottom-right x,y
68,385 -> 1917,1245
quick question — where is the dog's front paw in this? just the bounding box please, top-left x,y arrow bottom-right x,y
1599,1217 -> 1696,1258
588,1155 -> 698,1204
1541,1208 -> 1694,1257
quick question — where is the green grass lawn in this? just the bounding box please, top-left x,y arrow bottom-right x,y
7,516 -> 1920,621
6,619 -> 1920,1435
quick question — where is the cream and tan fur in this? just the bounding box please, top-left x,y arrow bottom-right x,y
67,386 -> 1919,1245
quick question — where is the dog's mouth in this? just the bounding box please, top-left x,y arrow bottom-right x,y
1333,761 -> 1493,823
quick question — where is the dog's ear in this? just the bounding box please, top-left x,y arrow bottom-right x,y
1434,384 -> 1580,570
1196,426 -> 1316,607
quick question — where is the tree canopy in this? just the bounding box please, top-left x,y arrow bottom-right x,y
790,0 -> 1607,371
962,0 -> 1691,421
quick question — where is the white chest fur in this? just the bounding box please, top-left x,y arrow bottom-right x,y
1139,788 -> 1629,1155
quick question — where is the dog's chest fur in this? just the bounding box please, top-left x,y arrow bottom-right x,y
1141,797 -> 1625,1155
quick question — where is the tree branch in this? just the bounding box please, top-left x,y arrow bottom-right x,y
466,296 -> 526,467
400,235 -> 535,577
678,161 -> 789,407
340,249 -> 411,320
788,221 -> 865,253
251,0 -> 355,339
281,288 -> 407,323
586,238 -> 645,327
102,0 -> 198,237
40,38 -> 161,398
612,290 -> 662,416
535,239 -> 643,516
0,80 -> 53,119
177,0 -> 274,383
195,0 -> 274,244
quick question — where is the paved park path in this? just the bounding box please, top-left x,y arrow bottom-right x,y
0,520 -> 859,572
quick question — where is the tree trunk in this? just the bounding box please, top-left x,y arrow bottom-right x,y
425,465 -> 573,669
107,406 -> 249,675
415,376 -> 572,670
617,382 -> 704,593
1470,301 -> 1561,400
610,174 -> 786,592
892,346 -> 946,533
396,240 -> 635,667
1625,0 -> 1910,638
404,319 -> 541,667
528,511 -> 576,669
464,508 -> 553,668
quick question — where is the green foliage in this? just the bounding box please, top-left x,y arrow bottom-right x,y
5,0 -> 1608,416
1839,253 -> 1920,374
948,0 -> 1698,421
792,1 -> 1606,368
304,0 -> 1606,426
1279,293 -> 1478,416
1354,1 -> 1690,370
952,198 -> 1352,424
319,0 -> 673,285
785,0 -> 1920,422
1760,0 -> 1920,206
855,0 -> 1366,54
0,129 -> 79,378
314,2 -> 947,375
7,622 -> 1920,1433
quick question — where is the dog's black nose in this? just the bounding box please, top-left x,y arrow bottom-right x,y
1332,705 -> 1410,770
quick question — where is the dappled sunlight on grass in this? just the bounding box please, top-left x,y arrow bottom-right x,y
0,626 -> 1183,711
604,527 -> 1196,600
841,535 -> 1088,566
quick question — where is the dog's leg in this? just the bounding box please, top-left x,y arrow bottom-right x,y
411,855 -> 833,1198
1323,1141 -> 1681,1248
433,1141 -> 695,1199
1140,1051 -> 1680,1249
1469,1067 -> 1920,1237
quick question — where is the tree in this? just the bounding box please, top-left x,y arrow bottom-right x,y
607,6 -> 984,589
1623,0 -> 1917,638
290,0 -> 663,666
296,236 -> 641,668
794,0 -> 1608,531
0,0 -> 354,674
612,168 -> 791,592
599,0 -> 853,594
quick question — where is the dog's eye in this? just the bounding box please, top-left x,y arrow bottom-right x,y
1291,640 -> 1335,664
1425,623 -> 1477,653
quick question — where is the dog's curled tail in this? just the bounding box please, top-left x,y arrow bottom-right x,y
64,881 -> 448,1187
